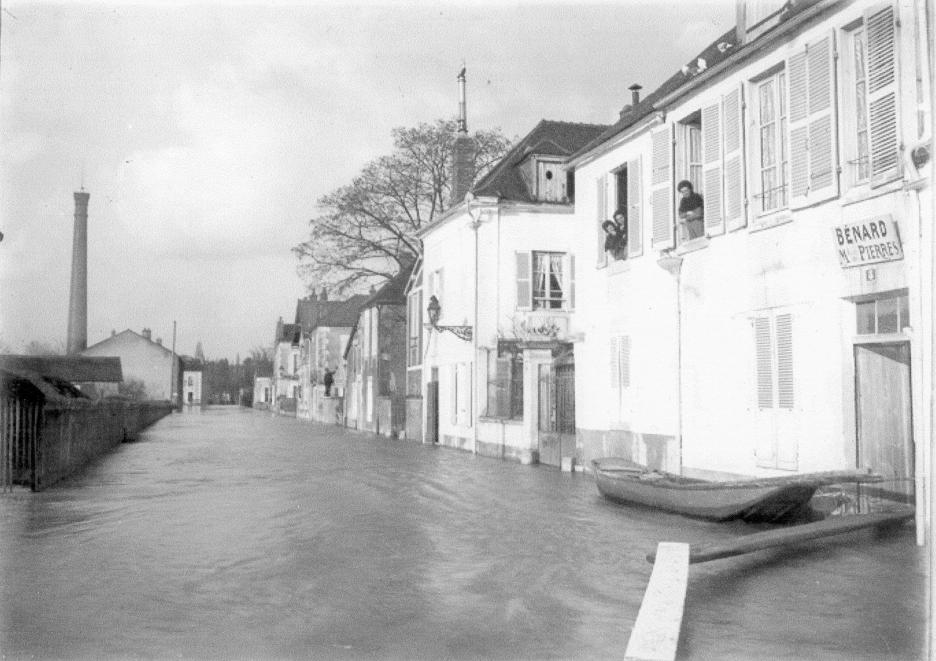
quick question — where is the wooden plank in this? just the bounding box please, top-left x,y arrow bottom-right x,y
625,542 -> 689,661
646,511 -> 914,565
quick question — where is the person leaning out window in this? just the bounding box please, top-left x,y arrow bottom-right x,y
677,180 -> 704,242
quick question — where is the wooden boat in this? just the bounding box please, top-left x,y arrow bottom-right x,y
592,457 -> 883,523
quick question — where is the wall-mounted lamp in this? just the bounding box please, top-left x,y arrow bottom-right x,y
425,295 -> 472,341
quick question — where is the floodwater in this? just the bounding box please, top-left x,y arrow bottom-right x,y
0,407 -> 926,660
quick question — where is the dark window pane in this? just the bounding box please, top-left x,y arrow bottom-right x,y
877,296 -> 899,334
856,301 -> 876,334
899,293 -> 910,329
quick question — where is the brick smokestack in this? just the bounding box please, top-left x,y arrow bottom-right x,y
66,190 -> 89,355
451,67 -> 476,206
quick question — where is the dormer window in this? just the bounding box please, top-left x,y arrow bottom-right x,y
535,158 -> 567,202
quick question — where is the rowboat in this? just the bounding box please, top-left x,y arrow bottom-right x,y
592,457 -> 883,523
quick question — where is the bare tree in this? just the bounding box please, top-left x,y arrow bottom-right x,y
293,119 -> 511,293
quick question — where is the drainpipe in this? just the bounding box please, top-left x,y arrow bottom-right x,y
471,207 -> 482,455
657,253 -> 683,473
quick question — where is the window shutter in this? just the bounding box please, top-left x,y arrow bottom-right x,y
702,102 -> 724,235
568,253 -> 576,309
805,34 -> 838,203
619,335 -> 631,389
723,85 -> 747,231
451,364 -> 458,425
865,4 -> 901,186
650,125 -> 675,250
609,336 -> 620,389
788,50 -> 810,206
515,252 -> 531,310
776,313 -> 793,409
754,317 -> 774,410
627,156 -> 643,257
596,175 -> 608,267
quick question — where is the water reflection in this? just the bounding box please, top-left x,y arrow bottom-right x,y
0,408 -> 925,660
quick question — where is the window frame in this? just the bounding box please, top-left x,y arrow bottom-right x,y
531,251 -> 567,310
752,67 -> 790,218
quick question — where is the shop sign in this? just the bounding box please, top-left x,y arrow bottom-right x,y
832,215 -> 903,268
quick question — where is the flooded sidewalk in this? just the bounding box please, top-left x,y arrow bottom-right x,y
0,407 -> 926,660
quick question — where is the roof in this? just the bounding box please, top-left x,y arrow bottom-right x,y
360,262 -> 414,309
83,329 -> 176,357
471,120 -> 609,202
295,295 -> 368,331
277,323 -> 302,344
0,355 -> 123,383
0,366 -> 90,401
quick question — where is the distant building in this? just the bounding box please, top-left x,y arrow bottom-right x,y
181,367 -> 204,406
81,329 -> 181,403
253,375 -> 273,410
272,319 -> 301,415
343,266 -> 411,436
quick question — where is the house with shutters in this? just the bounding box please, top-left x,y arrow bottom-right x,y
569,0 -> 932,538
412,118 -> 607,464
343,265 -> 411,436
272,318 -> 301,415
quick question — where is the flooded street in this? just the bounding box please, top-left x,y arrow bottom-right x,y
0,407 -> 926,660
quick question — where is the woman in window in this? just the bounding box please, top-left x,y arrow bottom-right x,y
677,180 -> 704,241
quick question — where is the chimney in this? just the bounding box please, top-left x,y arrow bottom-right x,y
156,338 -> 162,346
111,329 -> 116,337
66,190 -> 90,354
618,104 -> 632,120
142,328 -> 152,341
320,286 -> 328,302
629,83 -> 642,107
451,66 -> 477,205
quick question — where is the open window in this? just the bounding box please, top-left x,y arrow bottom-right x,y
516,251 -> 575,311
485,340 -> 524,420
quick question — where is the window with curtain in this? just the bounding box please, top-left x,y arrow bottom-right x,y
532,251 -> 565,309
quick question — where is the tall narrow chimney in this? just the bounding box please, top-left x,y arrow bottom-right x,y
451,66 -> 476,205
629,83 -> 642,107
66,190 -> 89,355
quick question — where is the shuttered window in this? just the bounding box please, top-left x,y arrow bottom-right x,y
787,33 -> 839,208
609,334 -> 631,422
753,312 -> 794,411
702,102 -> 724,235
865,4 -> 900,186
650,125 -> 675,249
627,157 -> 643,257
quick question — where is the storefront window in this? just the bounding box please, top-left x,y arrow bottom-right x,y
855,292 -> 909,335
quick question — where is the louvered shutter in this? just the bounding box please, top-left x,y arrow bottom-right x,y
754,317 -> 773,410
596,175 -> 608,267
568,254 -> 576,309
865,4 -> 901,186
650,125 -> 675,249
776,313 -> 793,410
806,34 -> 838,203
515,252 -> 531,310
702,102 -> 724,235
609,336 -> 620,390
788,50 -> 810,205
451,364 -> 458,425
627,157 -> 643,257
723,85 -> 747,230
619,336 -> 631,389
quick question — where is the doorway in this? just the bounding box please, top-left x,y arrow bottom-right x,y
854,342 -> 913,504
537,354 -> 575,467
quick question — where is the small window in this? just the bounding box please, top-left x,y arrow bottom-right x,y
532,252 -> 566,309
754,69 -> 789,214
855,292 -> 910,334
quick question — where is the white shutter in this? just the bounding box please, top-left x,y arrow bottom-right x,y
776,313 -> 794,410
754,317 -> 773,410
567,253 -> 576,309
619,336 -> 631,389
650,125 -> 675,250
627,156 -> 643,257
596,175 -> 608,267
805,33 -> 838,203
515,252 -> 531,310
865,4 -> 901,186
702,102 -> 724,235
450,364 -> 458,425
609,336 -> 620,390
789,34 -> 839,207
723,85 -> 747,231
787,50 -> 810,206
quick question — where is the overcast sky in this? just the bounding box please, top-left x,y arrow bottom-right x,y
0,0 -> 734,361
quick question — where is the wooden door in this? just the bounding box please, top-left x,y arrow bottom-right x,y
537,364 -> 560,467
855,343 -> 913,503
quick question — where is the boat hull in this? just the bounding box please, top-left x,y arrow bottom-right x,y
592,458 -> 881,523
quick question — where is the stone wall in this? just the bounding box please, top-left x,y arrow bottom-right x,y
37,399 -> 173,490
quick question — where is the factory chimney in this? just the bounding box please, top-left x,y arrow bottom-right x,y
66,189 -> 90,355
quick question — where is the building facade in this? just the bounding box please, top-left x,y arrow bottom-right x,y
569,0 -> 932,538
81,328 -> 182,403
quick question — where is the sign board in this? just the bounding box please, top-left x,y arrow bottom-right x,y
833,215 -> 903,268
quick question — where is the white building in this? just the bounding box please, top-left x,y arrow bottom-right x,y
569,0 -> 932,539
272,318 -> 301,415
181,369 -> 204,406
413,119 -> 608,465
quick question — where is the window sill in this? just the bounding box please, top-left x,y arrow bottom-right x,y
608,258 -> 631,274
674,237 -> 709,255
840,178 -> 906,207
750,211 -> 793,233
478,416 -> 523,425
